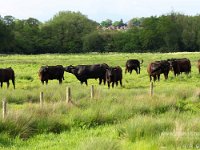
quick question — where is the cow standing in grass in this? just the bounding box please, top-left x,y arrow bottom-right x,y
65,63 -> 109,85
106,66 -> 122,88
0,67 -> 15,89
167,58 -> 191,76
38,65 -> 64,84
125,59 -> 143,74
147,60 -> 170,82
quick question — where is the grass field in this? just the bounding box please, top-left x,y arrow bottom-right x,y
0,52 -> 200,150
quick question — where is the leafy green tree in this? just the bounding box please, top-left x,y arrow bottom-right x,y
14,18 -> 41,53
112,19 -> 124,27
0,18 -> 14,53
41,11 -> 98,53
157,14 -> 182,51
140,16 -> 162,51
100,19 -> 112,27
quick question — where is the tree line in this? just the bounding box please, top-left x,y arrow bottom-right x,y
0,11 -> 200,54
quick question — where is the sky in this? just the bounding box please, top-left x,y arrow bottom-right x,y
0,0 -> 200,23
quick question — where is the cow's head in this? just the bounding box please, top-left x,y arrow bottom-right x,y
106,67 -> 116,82
38,66 -> 48,79
65,65 -> 76,73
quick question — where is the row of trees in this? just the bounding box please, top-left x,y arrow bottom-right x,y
0,11 -> 200,54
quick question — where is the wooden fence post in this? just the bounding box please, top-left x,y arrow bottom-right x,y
91,85 -> 94,99
150,82 -> 154,96
66,87 -> 71,103
40,92 -> 44,107
2,99 -> 7,119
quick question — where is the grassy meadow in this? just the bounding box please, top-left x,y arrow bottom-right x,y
0,52 -> 200,150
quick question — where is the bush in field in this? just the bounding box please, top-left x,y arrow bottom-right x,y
0,104 -> 71,139
117,116 -> 174,142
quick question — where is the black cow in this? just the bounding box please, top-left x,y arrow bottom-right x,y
106,66 -> 122,88
65,63 -> 109,85
147,60 -> 170,81
125,59 -> 143,74
38,65 -> 64,84
0,67 -> 15,89
167,58 -> 191,76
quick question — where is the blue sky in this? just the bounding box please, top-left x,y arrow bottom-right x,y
0,0 -> 200,23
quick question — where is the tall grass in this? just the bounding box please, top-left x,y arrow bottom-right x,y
0,52 -> 199,149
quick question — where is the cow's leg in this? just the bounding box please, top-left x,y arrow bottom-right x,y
45,80 -> 48,85
149,76 -> 152,82
1,82 -> 3,88
107,81 -> 110,89
85,80 -> 88,86
130,70 -> 132,74
120,80 -> 122,87
7,81 -> 10,88
158,75 -> 160,81
164,73 -> 168,80
138,67 -> 140,74
59,79 -> 62,84
103,78 -> 106,85
12,79 -> 15,89
116,81 -> 118,86
99,78 -> 102,85
153,76 -> 156,82
135,68 -> 138,74
41,80 -> 44,85
112,82 -> 114,88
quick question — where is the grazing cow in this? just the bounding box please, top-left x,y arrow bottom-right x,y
147,60 -> 170,81
0,67 -> 15,89
167,58 -> 191,76
198,59 -> 200,74
125,59 -> 143,74
38,65 -> 64,84
106,66 -> 122,88
65,63 -> 109,85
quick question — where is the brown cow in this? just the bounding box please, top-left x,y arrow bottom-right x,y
125,59 -> 143,74
167,58 -> 191,76
106,66 -> 122,88
39,65 -> 64,85
0,67 -> 15,89
147,60 -> 170,82
198,59 -> 200,74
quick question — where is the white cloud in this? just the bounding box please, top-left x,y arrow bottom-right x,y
0,0 -> 200,22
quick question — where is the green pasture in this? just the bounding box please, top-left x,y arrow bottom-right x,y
0,52 -> 199,150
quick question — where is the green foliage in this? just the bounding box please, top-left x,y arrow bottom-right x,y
100,19 -> 112,27
1,12 -> 200,53
41,11 -> 98,53
117,116 -> 174,142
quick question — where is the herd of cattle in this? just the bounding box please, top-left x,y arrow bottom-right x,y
0,58 -> 199,89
